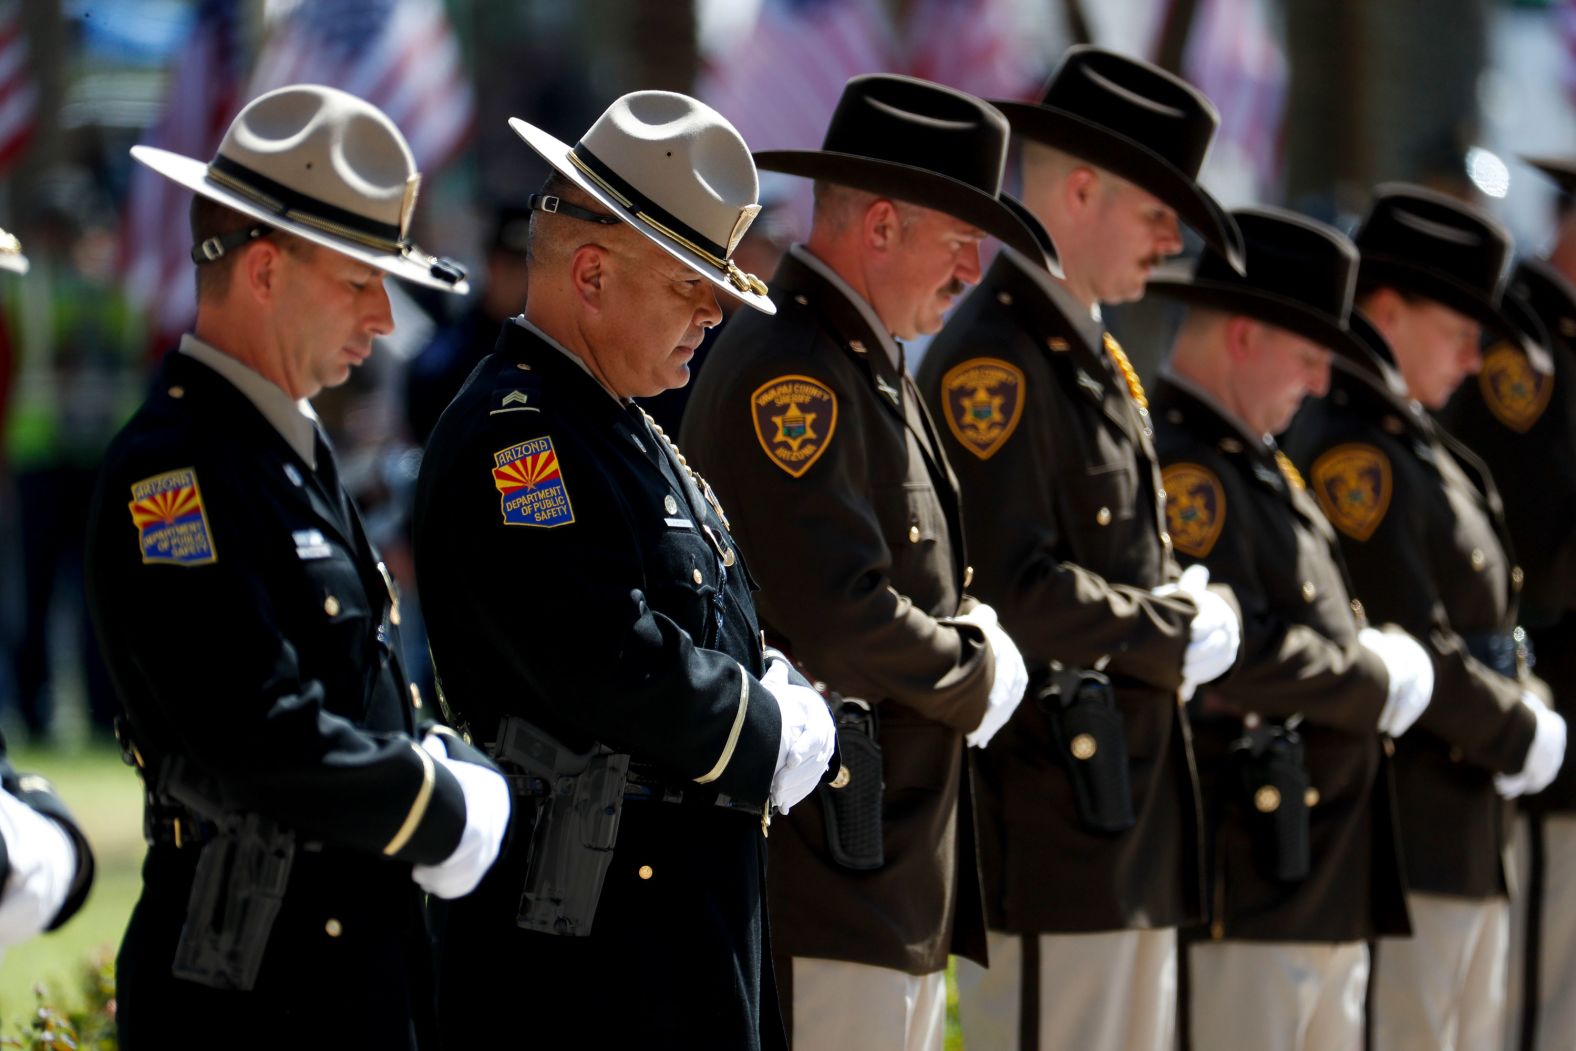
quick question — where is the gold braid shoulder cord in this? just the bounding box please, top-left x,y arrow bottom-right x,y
1102,332 -> 1148,412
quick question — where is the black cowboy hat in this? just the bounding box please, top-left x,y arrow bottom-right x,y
1149,207 -> 1371,366
753,74 -> 1059,274
1354,183 -> 1534,358
992,45 -> 1245,274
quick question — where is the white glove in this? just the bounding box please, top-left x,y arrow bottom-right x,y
412,733 -> 512,899
0,789 -> 78,951
1154,564 -> 1240,699
953,603 -> 1029,748
764,659 -> 837,815
1358,627 -> 1434,737
1496,692 -> 1568,799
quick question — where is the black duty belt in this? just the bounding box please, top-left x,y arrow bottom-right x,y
505,762 -> 761,816
1463,629 -> 1533,680
144,801 -> 218,849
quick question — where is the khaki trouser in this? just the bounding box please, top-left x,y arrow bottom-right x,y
789,957 -> 946,1051
1504,813 -> 1576,1051
955,927 -> 1177,1051
1373,892 -> 1510,1051
1189,939 -> 1368,1051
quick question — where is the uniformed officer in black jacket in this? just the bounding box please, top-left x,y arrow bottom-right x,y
413,93 -> 836,1050
86,86 -> 511,1050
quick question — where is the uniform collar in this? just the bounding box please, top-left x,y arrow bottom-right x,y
789,244 -> 904,371
178,333 -> 318,468
509,315 -> 629,406
1158,362 -> 1269,453
1002,246 -> 1105,350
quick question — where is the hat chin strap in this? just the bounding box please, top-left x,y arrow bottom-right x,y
191,224 -> 272,264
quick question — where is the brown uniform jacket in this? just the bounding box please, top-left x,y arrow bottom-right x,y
915,250 -> 1206,933
1285,359 -> 1538,898
1441,260 -> 1576,812
680,249 -> 993,974
1152,376 -> 1409,942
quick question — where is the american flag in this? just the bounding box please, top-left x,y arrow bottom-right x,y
119,0 -> 245,352
907,0 -> 1045,104
247,0 -> 474,173
0,0 -> 38,172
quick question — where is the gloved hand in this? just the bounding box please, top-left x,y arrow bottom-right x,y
0,789 -> 78,950
1358,626 -> 1434,737
764,658 -> 837,815
412,730 -> 512,899
1496,691 -> 1568,799
1154,564 -> 1240,699
953,603 -> 1029,748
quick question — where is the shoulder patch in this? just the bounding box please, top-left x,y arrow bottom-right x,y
939,357 -> 1025,460
1310,443 -> 1392,541
128,468 -> 217,566
751,374 -> 838,478
1162,462 -> 1226,558
1478,341 -> 1551,433
492,436 -> 575,527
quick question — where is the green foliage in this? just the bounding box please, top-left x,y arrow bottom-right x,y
2,951 -> 115,1051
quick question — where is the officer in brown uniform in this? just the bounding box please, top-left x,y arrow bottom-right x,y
1149,208 -> 1434,1050
1439,156 -> 1576,1051
915,48 -> 1244,1051
1284,185 -> 1568,1051
681,75 -> 1037,1050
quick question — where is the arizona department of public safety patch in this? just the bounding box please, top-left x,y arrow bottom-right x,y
128,468 -> 217,566
492,436 -> 575,527
1479,341 -> 1551,433
1310,443 -> 1392,541
939,357 -> 1025,460
751,374 -> 837,478
1162,463 -> 1226,558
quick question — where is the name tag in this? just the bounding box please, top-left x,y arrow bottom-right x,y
293,529 -> 333,560
664,516 -> 695,529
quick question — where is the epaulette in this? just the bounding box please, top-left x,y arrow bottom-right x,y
488,365 -> 543,418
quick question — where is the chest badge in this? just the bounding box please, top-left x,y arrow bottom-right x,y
492,436 -> 576,527
752,374 -> 838,478
1479,341 -> 1551,433
1310,443 -> 1392,541
939,357 -> 1025,460
1161,462 -> 1226,558
128,468 -> 218,566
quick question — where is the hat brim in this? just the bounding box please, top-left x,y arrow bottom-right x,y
1148,268 -> 1374,368
1359,252 -> 1541,365
751,149 -> 1062,277
0,251 -> 28,275
129,145 -> 470,295
508,118 -> 774,315
1522,155 -> 1576,196
992,101 -> 1245,275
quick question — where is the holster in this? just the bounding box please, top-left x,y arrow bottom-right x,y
1037,665 -> 1135,834
818,698 -> 884,870
492,716 -> 629,937
1231,721 -> 1311,883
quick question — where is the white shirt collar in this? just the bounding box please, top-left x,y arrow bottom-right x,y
178,333 -> 318,468
790,245 -> 904,371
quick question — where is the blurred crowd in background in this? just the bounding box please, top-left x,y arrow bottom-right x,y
1,0 -> 1574,747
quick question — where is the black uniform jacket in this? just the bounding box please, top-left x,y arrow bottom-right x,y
1442,259 -> 1576,812
1152,376 -> 1409,942
86,349 -> 465,1049
681,248 -> 993,975
414,318 -> 786,1050
1285,357 -> 1539,898
0,732 -> 95,932
916,250 -> 1206,934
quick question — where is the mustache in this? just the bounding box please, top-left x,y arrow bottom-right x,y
940,277 -> 968,298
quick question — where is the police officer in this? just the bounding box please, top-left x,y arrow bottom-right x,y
1149,209 -> 1434,1050
1284,185 -> 1568,1051
916,47 -> 1243,1051
413,93 -> 836,1050
85,86 -> 510,1049
681,75 -> 1033,1049
1438,156 -> 1576,1051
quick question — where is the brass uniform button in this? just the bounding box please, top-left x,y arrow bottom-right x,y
1070,734 -> 1097,760
908,524 -> 921,544
1383,737 -> 1396,757
830,765 -> 851,789
325,918 -> 343,938
1512,566 -> 1524,591
692,568 -> 704,585
1471,548 -> 1486,571
1383,415 -> 1405,435
638,865 -> 654,880
1301,581 -> 1317,603
409,683 -> 423,710
1219,438 -> 1243,454
664,495 -> 678,515
168,386 -> 185,399
793,294 -> 809,306
1254,786 -> 1282,813
1096,507 -> 1112,526
323,595 -> 341,617
963,565 -> 974,589
1047,337 -> 1070,352
996,291 -> 1014,306
516,362 -> 532,371
1304,788 -> 1320,807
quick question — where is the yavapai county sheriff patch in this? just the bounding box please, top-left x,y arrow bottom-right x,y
128,468 -> 217,566
1162,462 -> 1226,558
1311,443 -> 1391,541
1479,341 -> 1551,433
940,357 -> 1024,460
752,374 -> 837,478
492,436 -> 575,527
